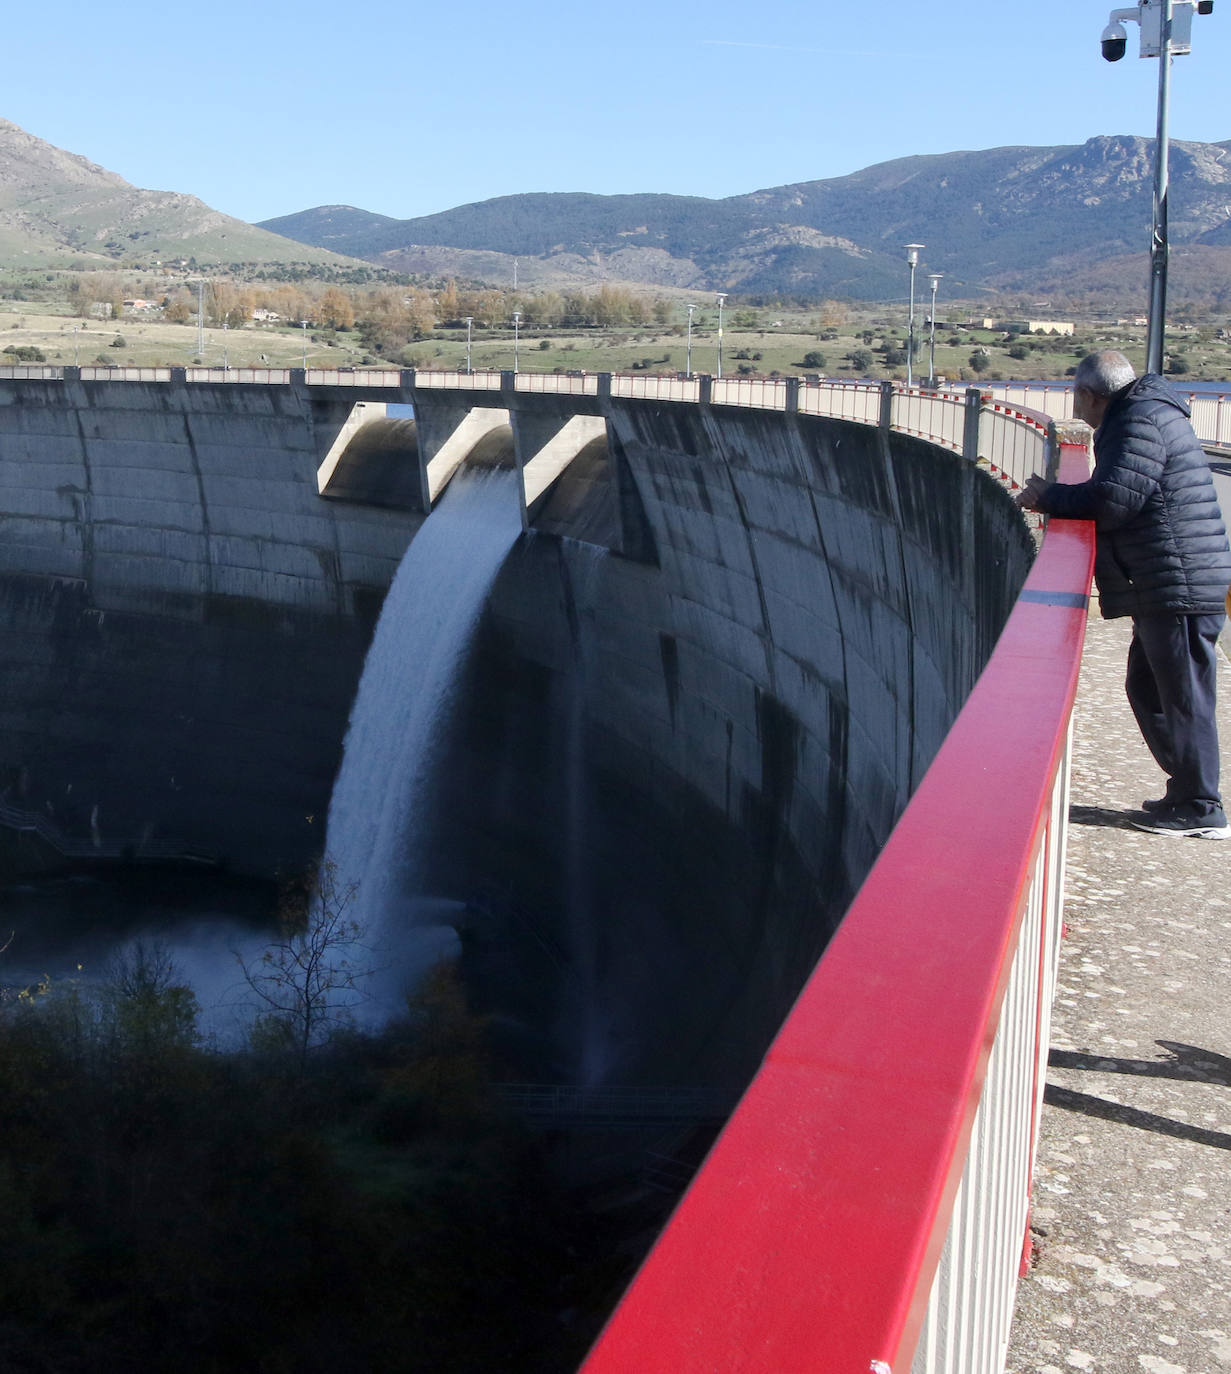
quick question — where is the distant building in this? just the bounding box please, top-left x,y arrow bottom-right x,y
982,318 -> 1075,336
252,309 -> 281,322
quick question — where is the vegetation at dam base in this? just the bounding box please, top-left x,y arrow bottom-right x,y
2,267 -> 1231,383
0,883 -> 627,1374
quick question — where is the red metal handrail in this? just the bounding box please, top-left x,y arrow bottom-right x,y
581,439 -> 1095,1373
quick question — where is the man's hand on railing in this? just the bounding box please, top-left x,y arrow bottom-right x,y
1015,474 -> 1053,511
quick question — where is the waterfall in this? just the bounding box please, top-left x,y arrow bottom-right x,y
323,464 -> 522,1009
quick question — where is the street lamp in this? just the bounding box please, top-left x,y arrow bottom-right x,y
463,316 -> 473,374
1101,0 -> 1214,374
512,310 -> 521,373
904,244 -> 925,387
927,273 -> 943,386
715,292 -> 728,379
301,320 -> 308,368
686,304 -> 697,378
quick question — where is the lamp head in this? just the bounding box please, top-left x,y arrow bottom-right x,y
904,243 -> 924,266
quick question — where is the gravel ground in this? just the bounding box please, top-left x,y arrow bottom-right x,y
1005,610 -> 1231,1374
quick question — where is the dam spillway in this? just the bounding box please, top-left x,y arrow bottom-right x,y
0,370 -> 1035,1085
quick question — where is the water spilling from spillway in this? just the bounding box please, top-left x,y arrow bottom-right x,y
323,465 -> 523,1013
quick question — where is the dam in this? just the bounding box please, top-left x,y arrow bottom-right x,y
0,365 -> 1090,1367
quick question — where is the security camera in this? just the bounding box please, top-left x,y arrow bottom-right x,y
1198,1 -> 1213,14
1101,18 -> 1128,59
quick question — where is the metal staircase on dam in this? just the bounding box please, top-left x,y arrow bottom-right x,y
0,799 -> 206,868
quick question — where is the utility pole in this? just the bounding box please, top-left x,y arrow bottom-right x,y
904,245 -> 924,387
715,293 -> 728,380
1100,0 -> 1215,374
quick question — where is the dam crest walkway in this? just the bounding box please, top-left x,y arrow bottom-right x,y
1006,609 -> 1231,1374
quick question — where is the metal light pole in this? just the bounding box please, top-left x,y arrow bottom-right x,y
927,273 -> 943,386
301,320 -> 308,368
1101,1 -> 1214,374
513,310 -> 521,373
716,292 -> 728,379
904,244 -> 924,387
686,303 -> 696,378
463,316 -> 473,373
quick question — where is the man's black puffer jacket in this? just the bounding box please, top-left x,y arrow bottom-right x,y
1038,373 -> 1231,619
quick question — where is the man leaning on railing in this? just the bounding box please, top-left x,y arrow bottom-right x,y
1017,349 -> 1231,839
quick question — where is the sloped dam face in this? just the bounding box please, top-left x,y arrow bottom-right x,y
0,379 -> 1033,1088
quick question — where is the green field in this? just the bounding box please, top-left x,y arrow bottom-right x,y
0,296 -> 1228,383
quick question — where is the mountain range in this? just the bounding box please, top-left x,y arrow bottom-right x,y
258,135 -> 1231,306
0,118 -> 357,270
2,116 -> 1231,305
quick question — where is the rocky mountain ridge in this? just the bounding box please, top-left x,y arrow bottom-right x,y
260,134 -> 1231,304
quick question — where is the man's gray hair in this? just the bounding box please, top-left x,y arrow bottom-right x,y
1073,349 -> 1136,398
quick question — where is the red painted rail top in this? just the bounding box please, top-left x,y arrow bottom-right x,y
582,441 -> 1095,1373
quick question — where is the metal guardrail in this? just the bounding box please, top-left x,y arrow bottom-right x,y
578,435 -> 1094,1374
4,361 -> 1226,445
0,800 -> 199,863
967,380 -> 1231,450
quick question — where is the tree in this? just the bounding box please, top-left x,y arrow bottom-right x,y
103,940 -> 200,1056
436,278 -> 460,322
969,349 -> 992,374
319,288 -> 355,330
240,861 -> 371,1070
163,293 -> 192,324
801,350 -> 827,369
848,348 -> 875,373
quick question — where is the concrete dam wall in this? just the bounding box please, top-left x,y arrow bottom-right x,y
0,376 -> 1034,1084
0,376 -> 422,874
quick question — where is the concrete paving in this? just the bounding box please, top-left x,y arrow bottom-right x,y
1006,609 -> 1231,1374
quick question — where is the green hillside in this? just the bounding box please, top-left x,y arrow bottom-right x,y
0,119 -> 367,270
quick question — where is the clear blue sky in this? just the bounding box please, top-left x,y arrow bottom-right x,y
7,0 -> 1229,225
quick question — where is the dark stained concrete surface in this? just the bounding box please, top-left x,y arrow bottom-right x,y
1006,610 -> 1231,1374
0,378 -> 1035,1085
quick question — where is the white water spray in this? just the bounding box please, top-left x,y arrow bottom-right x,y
323,465 -> 522,1004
